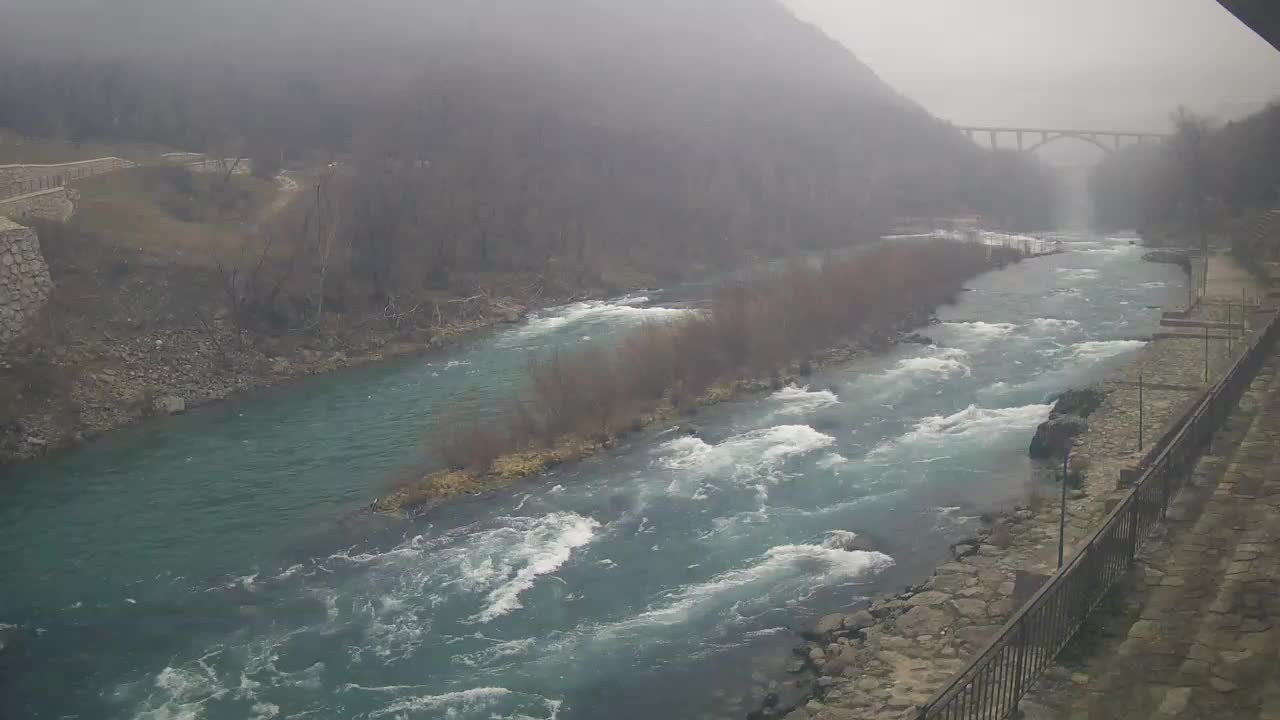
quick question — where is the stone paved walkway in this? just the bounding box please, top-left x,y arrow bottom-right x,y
1024,347 -> 1280,719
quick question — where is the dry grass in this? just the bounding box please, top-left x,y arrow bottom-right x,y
73,168 -> 278,267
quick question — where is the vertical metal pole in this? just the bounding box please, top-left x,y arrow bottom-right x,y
1242,288 -> 1248,335
1204,326 -> 1210,383
1228,303 -> 1233,355
1011,623 -> 1028,715
1138,372 -> 1144,452
1128,497 -> 1140,561
1059,449 -> 1069,570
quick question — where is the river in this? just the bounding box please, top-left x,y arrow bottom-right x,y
0,233 -> 1184,720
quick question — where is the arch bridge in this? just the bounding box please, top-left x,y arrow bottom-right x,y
954,126 -> 1171,153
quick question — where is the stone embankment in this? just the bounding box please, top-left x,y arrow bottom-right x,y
0,157 -> 134,201
0,186 -> 76,223
0,157 -> 134,222
753,254 -> 1267,720
0,218 -> 52,344
0,294 -> 534,462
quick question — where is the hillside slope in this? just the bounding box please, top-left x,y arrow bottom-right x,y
0,0 -> 1055,245
0,0 -> 1058,462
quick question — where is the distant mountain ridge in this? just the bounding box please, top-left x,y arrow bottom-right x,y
0,0 -> 1056,238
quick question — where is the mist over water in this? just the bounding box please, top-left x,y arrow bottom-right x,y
0,233 -> 1184,719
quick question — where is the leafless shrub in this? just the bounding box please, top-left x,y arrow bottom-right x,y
428,239 -> 1003,473
431,413 -> 507,472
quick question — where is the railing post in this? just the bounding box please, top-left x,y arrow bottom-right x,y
1058,449 -> 1069,570
1011,622 -> 1029,716
1138,372 -> 1144,452
1160,461 -> 1172,520
1204,326 -> 1210,384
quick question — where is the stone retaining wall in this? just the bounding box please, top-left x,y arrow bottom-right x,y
0,217 -> 52,344
0,187 -> 75,223
0,157 -> 134,200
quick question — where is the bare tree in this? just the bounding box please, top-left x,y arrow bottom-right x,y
1171,107 -> 1214,288
308,167 -> 339,330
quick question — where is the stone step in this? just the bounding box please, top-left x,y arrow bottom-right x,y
1159,318 -> 1238,330
1151,331 -> 1235,341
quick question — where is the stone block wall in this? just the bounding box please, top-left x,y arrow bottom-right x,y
0,218 -> 53,344
0,187 -> 75,223
0,157 -> 134,199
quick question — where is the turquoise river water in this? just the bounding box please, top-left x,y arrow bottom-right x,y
0,234 -> 1184,719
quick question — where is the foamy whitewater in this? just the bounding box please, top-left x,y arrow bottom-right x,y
501,297 -> 696,348
1,232 -> 1187,720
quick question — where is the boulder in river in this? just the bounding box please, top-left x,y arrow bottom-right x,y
820,530 -> 876,553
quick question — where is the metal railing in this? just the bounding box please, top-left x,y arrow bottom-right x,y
916,307 -> 1280,720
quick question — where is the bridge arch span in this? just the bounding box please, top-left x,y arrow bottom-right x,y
1024,132 -> 1117,155
954,125 -> 1170,154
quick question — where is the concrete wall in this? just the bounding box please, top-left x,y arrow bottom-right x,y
0,157 -> 134,200
0,187 -> 75,223
0,218 -> 53,344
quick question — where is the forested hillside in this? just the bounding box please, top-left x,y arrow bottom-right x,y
1091,102 -> 1280,259
0,0 -> 1055,298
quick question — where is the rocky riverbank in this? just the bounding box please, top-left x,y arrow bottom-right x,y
0,293 -> 540,464
751,279 -> 1263,720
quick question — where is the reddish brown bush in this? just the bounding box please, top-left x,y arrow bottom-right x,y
431,413 -> 508,471
429,239 -> 1020,474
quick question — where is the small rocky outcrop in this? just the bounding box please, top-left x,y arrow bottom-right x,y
899,333 -> 935,346
1142,249 -> 1191,271
1029,387 -> 1107,459
820,530 -> 877,553
1051,387 -> 1107,418
1029,416 -> 1088,459
152,395 -> 187,415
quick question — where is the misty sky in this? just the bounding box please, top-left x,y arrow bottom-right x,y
786,0 -> 1280,132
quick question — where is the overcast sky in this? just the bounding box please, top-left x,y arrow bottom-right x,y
785,0 -> 1280,132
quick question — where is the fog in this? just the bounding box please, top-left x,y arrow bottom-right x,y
2,0 -> 1276,235
786,0 -> 1280,131
8,0 -> 1278,132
